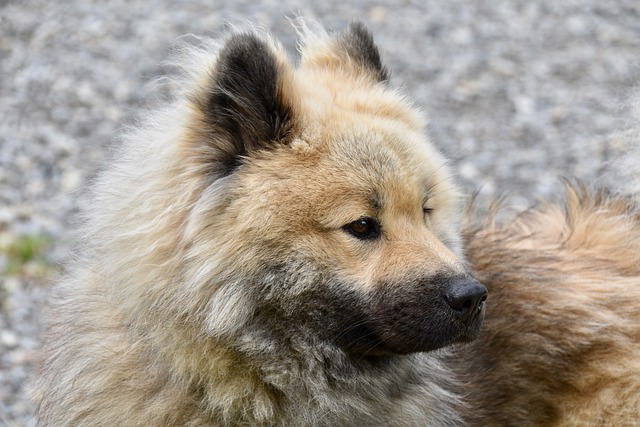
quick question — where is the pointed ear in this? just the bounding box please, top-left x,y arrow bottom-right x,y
298,20 -> 389,84
335,22 -> 389,83
195,32 -> 296,175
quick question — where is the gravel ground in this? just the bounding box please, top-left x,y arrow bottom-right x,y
2,1 -> 640,425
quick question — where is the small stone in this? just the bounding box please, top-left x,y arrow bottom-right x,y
1,330 -> 19,348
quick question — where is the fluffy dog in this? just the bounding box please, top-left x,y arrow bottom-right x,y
34,20 -> 640,426
34,21 -> 486,426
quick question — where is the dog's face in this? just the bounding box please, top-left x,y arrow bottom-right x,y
182,22 -> 486,357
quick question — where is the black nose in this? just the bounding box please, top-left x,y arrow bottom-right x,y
445,278 -> 487,324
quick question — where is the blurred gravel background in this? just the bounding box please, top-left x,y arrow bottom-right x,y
2,0 -> 640,425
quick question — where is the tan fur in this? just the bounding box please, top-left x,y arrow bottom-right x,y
459,183 -> 640,426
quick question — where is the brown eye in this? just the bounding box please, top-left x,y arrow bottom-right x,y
343,217 -> 382,240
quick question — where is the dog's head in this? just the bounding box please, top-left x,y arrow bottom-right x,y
179,22 -> 486,357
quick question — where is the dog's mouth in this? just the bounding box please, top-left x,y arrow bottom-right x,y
333,275 -> 487,357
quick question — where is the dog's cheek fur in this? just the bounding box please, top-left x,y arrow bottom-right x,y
428,176 -> 465,256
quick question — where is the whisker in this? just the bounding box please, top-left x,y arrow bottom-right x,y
331,319 -> 372,342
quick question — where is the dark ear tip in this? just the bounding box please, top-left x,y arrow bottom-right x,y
217,32 -> 273,72
338,21 -> 389,83
346,21 -> 372,38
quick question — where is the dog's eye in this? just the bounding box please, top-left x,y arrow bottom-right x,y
343,217 -> 382,240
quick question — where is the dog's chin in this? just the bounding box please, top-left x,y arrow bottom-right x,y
343,313 -> 485,357
452,317 -> 484,344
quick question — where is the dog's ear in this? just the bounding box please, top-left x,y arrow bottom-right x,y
196,32 -> 295,175
335,22 -> 389,83
299,21 -> 388,84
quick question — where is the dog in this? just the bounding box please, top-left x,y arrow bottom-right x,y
33,20 -> 640,426
33,21 -> 486,426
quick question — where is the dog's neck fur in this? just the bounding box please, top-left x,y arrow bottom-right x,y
158,320 -> 462,426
